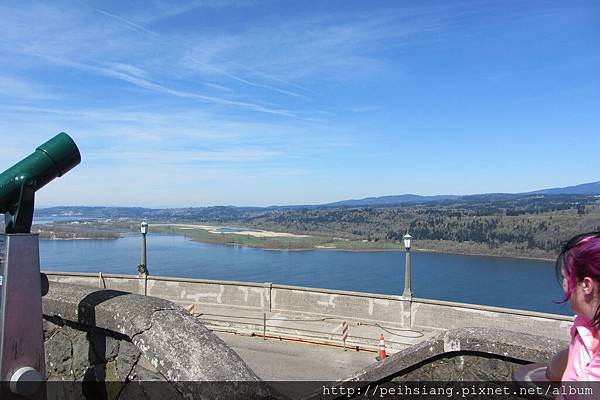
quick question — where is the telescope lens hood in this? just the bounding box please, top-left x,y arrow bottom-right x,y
36,132 -> 81,177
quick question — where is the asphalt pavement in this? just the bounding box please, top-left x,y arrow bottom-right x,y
216,332 -> 378,399
216,332 -> 376,380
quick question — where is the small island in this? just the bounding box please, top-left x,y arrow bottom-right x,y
28,221 -> 122,240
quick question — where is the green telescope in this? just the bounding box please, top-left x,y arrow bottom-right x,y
0,133 -> 81,233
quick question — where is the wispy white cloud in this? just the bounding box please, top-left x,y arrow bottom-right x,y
345,106 -> 382,113
86,2 -> 316,100
88,148 -> 280,163
0,100 -> 354,168
28,54 -> 300,117
179,6 -> 453,82
0,76 -> 60,100
0,1 -> 465,123
204,82 -> 233,92
2,1 -> 523,207
93,7 -> 159,37
0,2 -> 314,116
184,60 -> 313,100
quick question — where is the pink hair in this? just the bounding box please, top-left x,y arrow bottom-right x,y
557,232 -> 600,327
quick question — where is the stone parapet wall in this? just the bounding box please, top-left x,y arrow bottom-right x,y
344,327 -> 566,383
46,272 -> 572,340
297,327 -> 570,400
43,316 -> 176,399
42,282 -> 274,399
394,353 -> 523,381
411,298 -> 573,340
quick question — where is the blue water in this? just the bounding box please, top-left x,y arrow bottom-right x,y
39,234 -> 570,315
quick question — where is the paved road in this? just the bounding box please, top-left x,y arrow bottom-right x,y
217,332 -> 377,399
217,332 -> 376,380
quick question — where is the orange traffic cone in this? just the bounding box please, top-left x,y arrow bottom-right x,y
378,333 -> 387,360
185,304 -> 196,315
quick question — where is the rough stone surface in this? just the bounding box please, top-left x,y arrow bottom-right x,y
342,327 -> 568,383
43,316 -> 147,382
89,329 -> 121,364
115,341 -> 141,382
43,282 -> 277,400
395,353 -> 523,381
45,329 -> 73,378
71,332 -> 91,379
302,328 -> 568,400
119,370 -> 181,400
43,317 -> 60,340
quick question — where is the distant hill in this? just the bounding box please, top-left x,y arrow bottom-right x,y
325,181 -> 600,207
325,194 -> 460,207
527,181 -> 600,195
35,206 -> 153,218
34,180 -> 600,219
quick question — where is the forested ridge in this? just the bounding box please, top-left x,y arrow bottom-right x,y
241,195 -> 600,258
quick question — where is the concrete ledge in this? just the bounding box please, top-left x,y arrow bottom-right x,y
43,282 -> 275,398
46,271 -> 267,288
272,283 -> 406,301
413,297 -> 573,321
151,275 -> 267,288
411,301 -> 571,340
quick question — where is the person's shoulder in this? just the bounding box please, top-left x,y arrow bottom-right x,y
570,315 -> 585,339
572,315 -> 596,339
573,314 -> 591,327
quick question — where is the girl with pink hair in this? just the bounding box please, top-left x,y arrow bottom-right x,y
555,232 -> 600,382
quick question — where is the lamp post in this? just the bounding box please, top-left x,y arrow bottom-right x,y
402,232 -> 412,298
138,221 -> 149,277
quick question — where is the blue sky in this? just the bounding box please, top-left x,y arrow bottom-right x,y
0,0 -> 598,207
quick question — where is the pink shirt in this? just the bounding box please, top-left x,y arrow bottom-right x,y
562,315 -> 600,381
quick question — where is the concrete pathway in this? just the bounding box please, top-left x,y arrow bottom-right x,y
216,332 -> 376,380
216,331 -> 376,399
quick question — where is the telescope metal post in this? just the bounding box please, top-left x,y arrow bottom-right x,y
0,132 -> 80,398
0,234 -> 46,399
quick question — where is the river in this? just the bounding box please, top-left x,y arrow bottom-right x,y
36,233 -> 570,316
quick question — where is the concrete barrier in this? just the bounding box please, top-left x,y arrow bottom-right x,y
45,272 -> 572,340
147,276 -> 268,310
412,298 -> 572,339
270,285 -> 410,324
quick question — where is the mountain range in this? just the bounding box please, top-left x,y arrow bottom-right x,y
325,180 -> 600,207
35,180 -> 600,218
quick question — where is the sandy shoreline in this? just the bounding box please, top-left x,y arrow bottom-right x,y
154,223 -> 311,238
154,223 -> 556,261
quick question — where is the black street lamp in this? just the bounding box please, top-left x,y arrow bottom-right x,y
138,221 -> 149,276
402,232 -> 412,298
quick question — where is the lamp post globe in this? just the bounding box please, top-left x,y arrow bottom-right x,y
140,221 -> 149,235
403,233 -> 412,250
